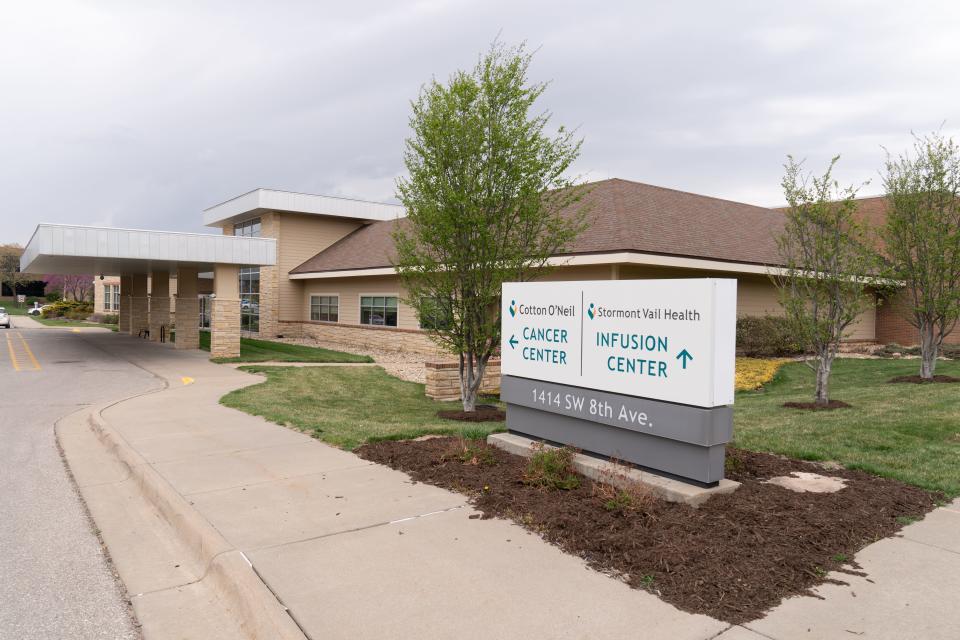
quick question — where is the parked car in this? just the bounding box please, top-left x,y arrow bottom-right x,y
26,303 -> 50,316
0,307 -> 9,329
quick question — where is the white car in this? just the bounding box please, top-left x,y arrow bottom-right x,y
26,303 -> 50,317
0,307 -> 9,329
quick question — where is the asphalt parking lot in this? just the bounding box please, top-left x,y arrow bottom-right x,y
0,317 -> 157,639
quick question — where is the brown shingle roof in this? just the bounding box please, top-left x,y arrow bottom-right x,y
290,178 -> 791,274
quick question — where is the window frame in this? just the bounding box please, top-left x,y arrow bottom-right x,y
358,293 -> 399,328
233,217 -> 262,238
418,295 -> 453,331
309,294 -> 340,323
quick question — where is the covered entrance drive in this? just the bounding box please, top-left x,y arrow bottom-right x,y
19,224 -> 277,358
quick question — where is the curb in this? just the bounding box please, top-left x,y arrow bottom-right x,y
70,401 -> 307,640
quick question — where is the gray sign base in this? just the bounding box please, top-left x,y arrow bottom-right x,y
502,375 -> 733,486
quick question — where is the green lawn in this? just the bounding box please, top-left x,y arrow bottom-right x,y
221,366 -> 503,449
734,358 -> 960,497
0,300 -> 117,328
198,331 -> 373,364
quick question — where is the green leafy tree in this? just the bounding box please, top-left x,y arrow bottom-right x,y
394,42 -> 587,412
774,156 -> 878,406
0,244 -> 25,299
882,132 -> 960,380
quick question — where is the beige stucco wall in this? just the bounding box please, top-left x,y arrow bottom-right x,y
222,212 -> 361,336
290,262 -> 878,343
277,213 -> 361,324
301,274 -> 416,328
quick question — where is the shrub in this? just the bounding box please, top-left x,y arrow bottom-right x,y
45,292 -> 62,302
88,313 -> 119,324
443,440 -> 497,467
735,357 -> 790,391
523,444 -> 580,490
41,299 -> 94,319
592,459 -> 656,514
736,315 -> 805,357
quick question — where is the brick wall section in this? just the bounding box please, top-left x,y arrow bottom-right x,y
876,290 -> 960,346
174,298 -> 200,349
130,297 -> 150,336
425,360 -> 502,401
210,298 -> 241,358
282,320 -> 449,356
118,295 -> 130,334
257,213 -> 280,338
149,297 -> 171,342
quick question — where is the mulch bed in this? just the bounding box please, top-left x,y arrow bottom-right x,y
782,400 -> 852,410
436,404 -> 505,422
356,437 -> 940,624
889,374 -> 960,384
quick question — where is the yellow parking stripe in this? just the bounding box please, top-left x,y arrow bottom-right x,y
17,332 -> 41,370
6,333 -> 21,371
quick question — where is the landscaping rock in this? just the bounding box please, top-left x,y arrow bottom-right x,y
765,472 -> 848,493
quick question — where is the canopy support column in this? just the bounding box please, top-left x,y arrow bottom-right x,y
210,264 -> 240,359
148,270 -> 170,342
130,274 -> 149,337
175,267 -> 200,350
117,274 -> 132,334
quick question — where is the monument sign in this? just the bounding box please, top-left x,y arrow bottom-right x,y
500,279 -> 737,486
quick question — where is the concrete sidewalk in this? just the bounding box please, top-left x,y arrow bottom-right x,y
60,332 -> 960,639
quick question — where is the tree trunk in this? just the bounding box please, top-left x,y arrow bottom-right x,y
919,322 -> 938,380
814,354 -> 833,406
460,351 -> 476,412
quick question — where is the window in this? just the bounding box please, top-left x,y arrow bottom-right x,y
234,218 -> 261,332
103,284 -> 119,311
199,295 -> 211,329
310,295 -> 339,322
239,267 -> 260,332
233,217 -> 261,237
419,296 -> 453,330
360,296 -> 398,327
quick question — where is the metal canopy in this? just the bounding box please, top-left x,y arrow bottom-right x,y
20,224 -> 277,276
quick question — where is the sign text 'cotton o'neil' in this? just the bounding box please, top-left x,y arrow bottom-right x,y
501,279 -> 737,408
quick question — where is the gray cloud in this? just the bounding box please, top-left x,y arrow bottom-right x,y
2,0 -> 959,243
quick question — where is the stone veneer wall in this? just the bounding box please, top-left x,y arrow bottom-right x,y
425,360 -> 502,402
281,320 -> 448,356
210,298 -> 241,358
118,294 -> 131,334
149,297 -> 171,342
174,298 -> 200,349
130,297 -> 150,336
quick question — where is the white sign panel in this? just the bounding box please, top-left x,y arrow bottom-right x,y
501,279 -> 737,407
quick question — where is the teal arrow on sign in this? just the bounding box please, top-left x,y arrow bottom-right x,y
509,334 -> 519,349
676,349 -> 693,369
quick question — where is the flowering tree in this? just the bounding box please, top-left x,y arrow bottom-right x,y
42,274 -> 94,302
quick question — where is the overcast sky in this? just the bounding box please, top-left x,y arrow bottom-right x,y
2,1 -> 959,243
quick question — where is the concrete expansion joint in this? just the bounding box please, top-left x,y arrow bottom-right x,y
181,461 -> 376,498
898,533 -> 960,557
248,504 -> 466,554
739,625 -> 780,640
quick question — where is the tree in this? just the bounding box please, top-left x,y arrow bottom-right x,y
881,132 -> 960,380
0,244 -> 25,298
394,41 -> 587,412
774,156 -> 878,406
42,274 -> 94,302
